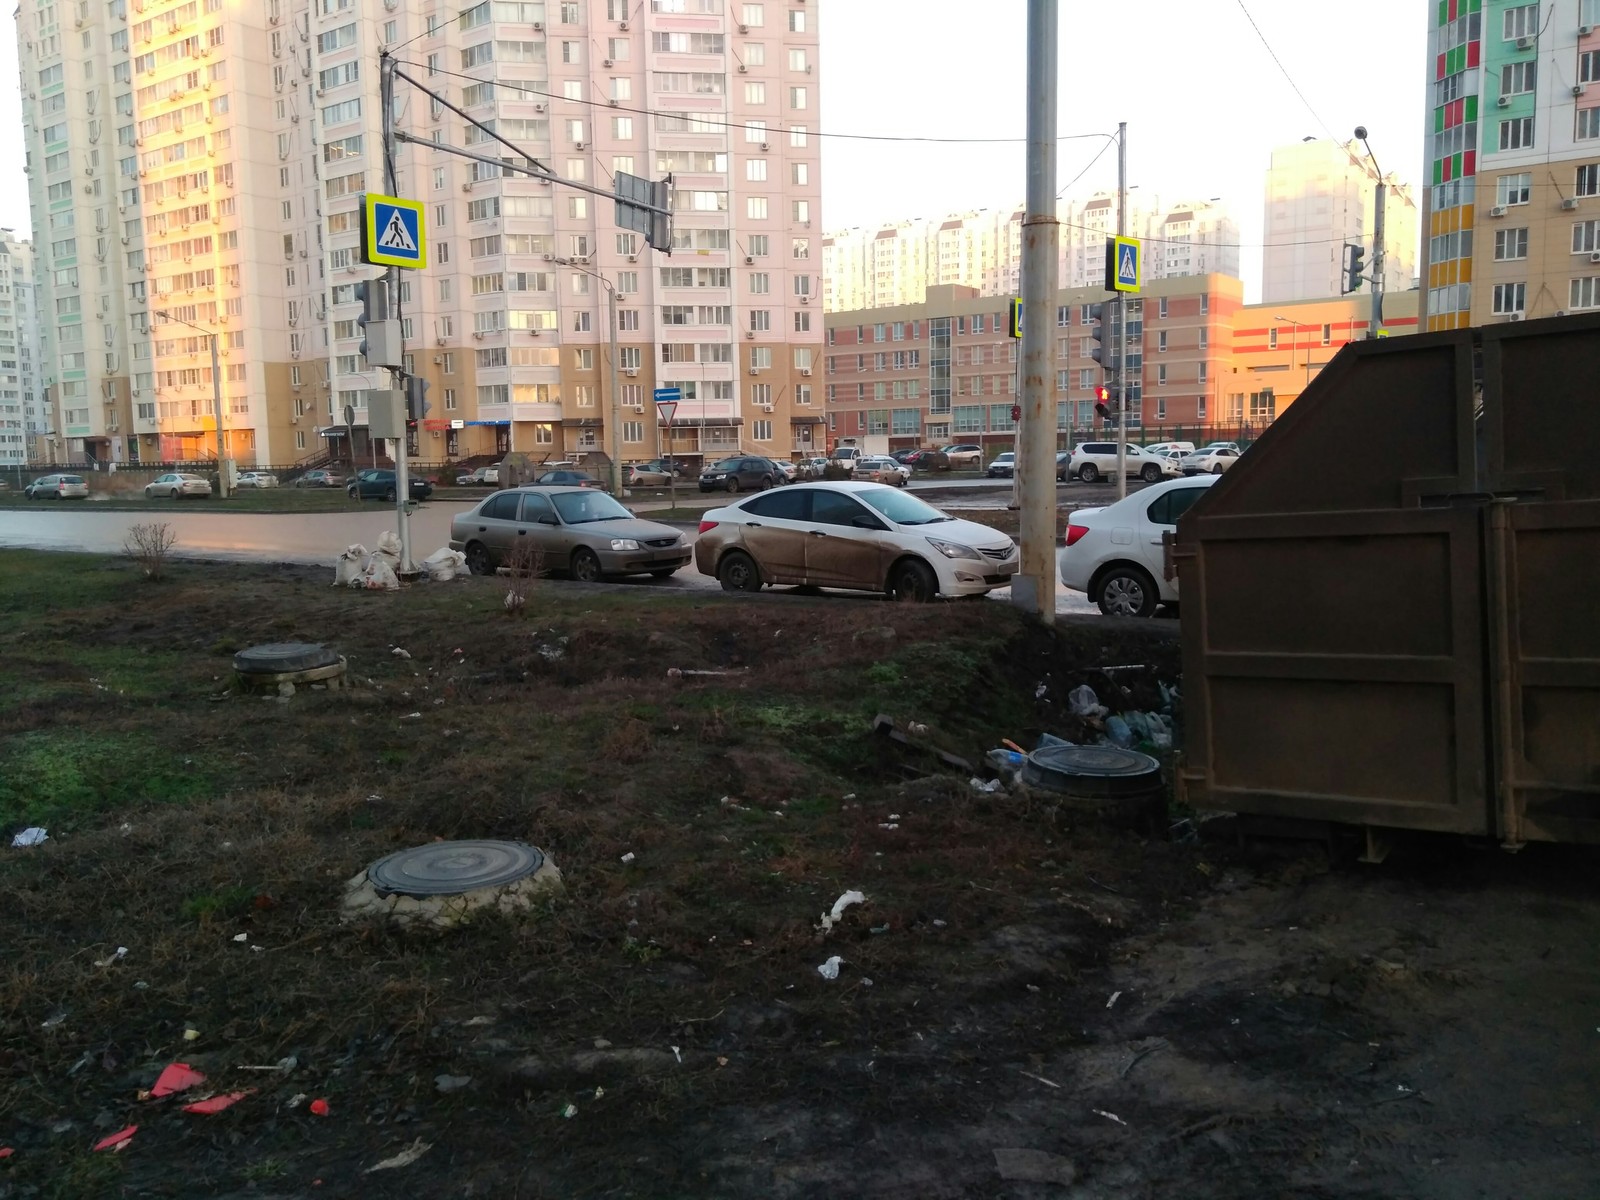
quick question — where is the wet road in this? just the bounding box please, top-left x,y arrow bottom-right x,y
0,501 -> 1102,616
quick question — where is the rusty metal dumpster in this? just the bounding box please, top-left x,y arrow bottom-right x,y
1175,313 -> 1600,847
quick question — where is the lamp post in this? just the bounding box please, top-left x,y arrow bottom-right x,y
154,309 -> 230,498
1354,126 -> 1386,338
1273,316 -> 1313,393
553,256 -> 623,497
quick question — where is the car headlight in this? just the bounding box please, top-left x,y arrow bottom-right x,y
927,537 -> 982,561
609,538 -> 641,551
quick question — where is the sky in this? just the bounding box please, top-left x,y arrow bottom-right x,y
0,0 -> 1426,300
817,0 -> 1426,302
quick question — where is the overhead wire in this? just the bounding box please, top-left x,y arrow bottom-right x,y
1233,0 -> 1344,146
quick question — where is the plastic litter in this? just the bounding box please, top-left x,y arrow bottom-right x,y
1094,1109 -> 1128,1126
182,1028 -> 200,1042
1105,715 -> 1134,748
620,852 -> 636,865
93,1127 -> 137,1153
817,955 -> 843,980
969,777 -> 1004,794
1036,732 -> 1075,751
182,1090 -> 253,1115
356,556 -> 400,591
561,1103 -> 578,1119
434,1074 -> 472,1094
1106,990 -> 1123,1009
365,1138 -> 432,1173
0,1148 -> 14,1159
333,544 -> 368,588
1068,685 -> 1109,718
11,827 -> 48,848
150,1063 -> 206,1098
391,647 -> 411,660
309,1098 -> 330,1117
818,890 -> 865,933
374,530 -> 402,566
93,946 -> 128,968
422,547 -> 469,582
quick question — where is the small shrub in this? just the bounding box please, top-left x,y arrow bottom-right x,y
124,522 -> 177,581
502,537 -> 545,616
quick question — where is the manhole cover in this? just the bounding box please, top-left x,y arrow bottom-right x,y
1024,744 -> 1162,798
367,840 -> 546,898
234,642 -> 340,674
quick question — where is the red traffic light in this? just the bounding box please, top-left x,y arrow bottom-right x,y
1010,404 -> 1021,423
1094,386 -> 1111,402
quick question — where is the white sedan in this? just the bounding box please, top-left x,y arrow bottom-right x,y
855,455 -> 911,486
694,481 -> 1018,601
235,471 -> 279,489
144,472 -> 213,499
1058,475 -> 1218,617
1181,446 -> 1242,475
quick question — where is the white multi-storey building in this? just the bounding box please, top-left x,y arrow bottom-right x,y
0,231 -> 43,464
16,0 -> 823,467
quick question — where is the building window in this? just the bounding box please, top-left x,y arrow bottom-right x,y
1502,3 -> 1537,40
1267,327 -> 1278,350
1570,274 -> 1600,309
1496,227 -> 1530,259
1158,297 -> 1169,318
1501,61 -> 1536,95
752,419 -> 772,441
1158,330 -> 1168,352
1497,173 -> 1533,206
1580,108 -> 1600,141
1578,164 -> 1600,197
1157,365 -> 1168,386
1491,282 -> 1526,314
1198,294 -> 1209,315
1499,117 -> 1534,151
1319,324 -> 1330,346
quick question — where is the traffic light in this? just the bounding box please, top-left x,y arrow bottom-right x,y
1342,244 -> 1367,294
355,277 -> 401,368
1089,304 -> 1107,368
404,375 -> 431,424
1093,385 -> 1113,422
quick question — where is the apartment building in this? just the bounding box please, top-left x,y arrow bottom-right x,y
0,232 -> 44,464
1263,137 -> 1421,305
823,281 -> 1420,450
824,196 -> 1240,316
17,0 -> 822,467
1422,0 -> 1600,329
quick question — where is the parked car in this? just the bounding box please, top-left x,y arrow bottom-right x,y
699,455 -> 779,493
144,472 -> 212,500
456,465 -> 500,486
534,469 -> 605,489
1065,442 -> 1176,484
235,471 -> 279,489
939,444 -> 983,468
1058,475 -> 1219,617
1055,451 -> 1074,482
890,449 -> 919,464
294,468 -> 345,489
450,486 -> 691,581
347,469 -> 433,501
768,458 -> 799,483
796,456 -> 832,480
828,446 -> 864,472
903,448 -> 951,472
627,462 -> 675,487
985,452 -> 1016,479
24,473 -> 89,500
855,455 -> 911,487
1180,446 -> 1242,475
1144,441 -> 1197,457
695,481 -> 1019,601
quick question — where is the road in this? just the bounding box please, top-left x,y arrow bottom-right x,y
0,498 -> 1106,616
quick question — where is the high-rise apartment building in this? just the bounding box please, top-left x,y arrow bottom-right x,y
0,232 -> 43,464
1421,0 -> 1600,330
1262,138 -> 1420,305
17,0 -> 822,467
823,195 -> 1239,314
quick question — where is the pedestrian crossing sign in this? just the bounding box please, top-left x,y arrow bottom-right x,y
1105,234 -> 1142,294
360,193 -> 427,270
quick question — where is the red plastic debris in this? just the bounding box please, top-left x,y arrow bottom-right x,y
150,1063 -> 206,1098
93,1127 -> 138,1152
0,1147 -> 15,1159
181,1090 -> 254,1115
309,1098 -> 330,1117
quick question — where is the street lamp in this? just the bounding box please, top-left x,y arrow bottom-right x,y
1273,316 -> 1313,392
154,309 -> 230,498
552,256 -> 623,497
1353,125 -> 1386,338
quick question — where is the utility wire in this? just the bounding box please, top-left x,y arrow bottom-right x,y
1056,134 -> 1118,198
1233,0 -> 1344,146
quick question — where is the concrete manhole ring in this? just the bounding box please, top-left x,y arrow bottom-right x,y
342,839 -> 563,928
234,642 -> 342,674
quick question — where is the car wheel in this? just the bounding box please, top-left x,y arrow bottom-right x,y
725,477 -> 740,494
1078,464 -> 1100,484
170,487 -> 181,499
1141,463 -> 1161,483
717,549 -> 762,593
464,542 -> 494,576
760,476 -> 773,490
887,557 -> 938,603
1211,464 -> 1225,475
384,487 -> 397,502
570,547 -> 602,583
1096,565 -> 1160,618
649,567 -> 678,579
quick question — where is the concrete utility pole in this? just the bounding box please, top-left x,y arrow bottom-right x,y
380,55 -> 417,578
1012,0 -> 1060,624
1356,126 -> 1386,338
1114,121 -> 1129,503
157,309 -> 229,498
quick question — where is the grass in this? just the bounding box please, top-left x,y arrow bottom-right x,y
0,487 -> 479,514
0,547 -> 1187,1196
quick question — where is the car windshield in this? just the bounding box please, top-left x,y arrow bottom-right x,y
855,486 -> 953,526
552,490 -> 632,524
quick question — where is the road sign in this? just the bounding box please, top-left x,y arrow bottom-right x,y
360,193 -> 427,270
615,172 -> 672,255
1105,235 -> 1141,293
1008,297 -> 1023,339
655,400 -> 679,424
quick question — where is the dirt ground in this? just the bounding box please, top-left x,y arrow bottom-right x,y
0,551 -> 1594,1199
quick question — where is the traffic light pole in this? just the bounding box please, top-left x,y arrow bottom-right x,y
1013,0 -> 1060,625
1369,180 -> 1387,339
1115,121 -> 1129,503
380,54 -> 418,579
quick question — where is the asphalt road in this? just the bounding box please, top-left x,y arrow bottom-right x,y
0,499 -> 1105,616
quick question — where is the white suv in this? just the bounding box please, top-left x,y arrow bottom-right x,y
1066,442 -> 1176,484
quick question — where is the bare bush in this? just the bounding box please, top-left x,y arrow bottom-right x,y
502,537 -> 545,616
124,522 -> 177,581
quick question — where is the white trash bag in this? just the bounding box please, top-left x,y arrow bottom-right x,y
423,547 -> 469,582
333,544 -> 369,588
356,555 -> 400,591
374,530 -> 403,567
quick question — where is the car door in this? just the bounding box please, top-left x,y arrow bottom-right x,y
469,490 -> 522,553
1137,485 -> 1211,582
735,488 -> 811,582
516,490 -> 560,562
804,488 -> 892,589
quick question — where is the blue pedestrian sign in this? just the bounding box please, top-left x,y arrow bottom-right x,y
1105,235 -> 1141,294
360,193 -> 427,270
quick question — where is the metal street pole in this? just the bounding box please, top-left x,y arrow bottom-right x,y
380,54 -> 417,579
1013,0 -> 1059,623
1115,121 -> 1129,503
208,331 -> 229,498
608,285 -> 622,496
1356,126 -> 1386,339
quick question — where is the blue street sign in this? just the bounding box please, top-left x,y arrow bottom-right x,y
653,387 -> 682,403
361,193 -> 427,270
1107,235 -> 1141,294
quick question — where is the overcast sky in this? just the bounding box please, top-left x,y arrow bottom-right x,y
0,1 -> 1425,299
818,0 -> 1426,301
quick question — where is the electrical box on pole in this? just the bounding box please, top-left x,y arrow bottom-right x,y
365,388 -> 408,440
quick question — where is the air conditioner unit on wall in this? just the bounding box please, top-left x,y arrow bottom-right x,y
1489,205 -> 1507,217
1563,197 -> 1581,210
1497,95 -> 1510,107
1516,35 -> 1534,49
